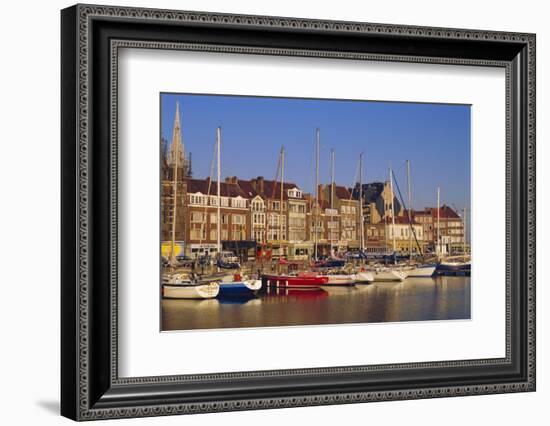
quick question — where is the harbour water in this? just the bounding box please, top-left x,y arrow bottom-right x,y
161,276 -> 470,331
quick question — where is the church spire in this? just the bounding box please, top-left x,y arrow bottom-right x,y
169,101 -> 185,168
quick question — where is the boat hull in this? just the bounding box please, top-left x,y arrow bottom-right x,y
406,265 -> 437,278
371,269 -> 407,282
354,272 -> 374,283
218,280 -> 262,297
163,282 -> 220,299
437,261 -> 471,276
322,275 -> 356,286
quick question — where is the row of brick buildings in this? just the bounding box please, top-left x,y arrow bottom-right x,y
161,171 -> 467,260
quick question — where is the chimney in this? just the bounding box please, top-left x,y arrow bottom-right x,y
256,176 -> 265,193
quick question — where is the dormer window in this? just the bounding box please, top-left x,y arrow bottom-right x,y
288,188 -> 302,198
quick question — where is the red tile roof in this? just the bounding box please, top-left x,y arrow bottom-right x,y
431,205 -> 461,219
185,178 -> 249,198
248,177 -> 303,200
335,185 -> 352,200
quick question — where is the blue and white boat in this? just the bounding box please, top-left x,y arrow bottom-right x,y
217,275 -> 262,297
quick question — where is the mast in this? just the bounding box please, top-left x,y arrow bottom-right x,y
330,148 -> 335,254
216,127 -> 221,256
358,154 -> 364,251
389,164 -> 396,255
437,186 -> 441,257
170,101 -> 181,264
314,129 -> 319,260
280,146 -> 285,258
407,160 -> 412,260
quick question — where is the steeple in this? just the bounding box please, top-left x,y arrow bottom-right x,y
169,101 -> 185,168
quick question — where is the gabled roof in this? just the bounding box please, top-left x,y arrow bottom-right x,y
334,185 -> 352,200
413,206 -> 461,220
431,205 -> 461,219
236,179 -> 259,198
248,177 -> 303,200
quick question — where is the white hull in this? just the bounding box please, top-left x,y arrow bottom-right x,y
321,275 -> 356,286
163,282 -> 220,299
354,272 -> 374,283
244,279 -> 262,291
405,265 -> 436,278
372,269 -> 407,282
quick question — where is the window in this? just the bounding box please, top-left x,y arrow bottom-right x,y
252,199 -> 264,212
233,214 -> 245,225
191,212 -> 203,223
288,188 -> 303,198
190,227 -> 206,240
232,228 -> 245,240
252,213 -> 261,225
232,197 -> 247,209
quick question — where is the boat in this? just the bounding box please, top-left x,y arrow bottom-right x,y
218,274 -> 262,297
299,271 -> 356,286
370,267 -> 407,282
162,273 -> 220,299
313,258 -> 346,268
437,257 -> 471,275
262,274 -> 328,289
404,264 -> 437,278
216,259 -> 241,270
353,271 -> 374,283
323,274 -> 356,286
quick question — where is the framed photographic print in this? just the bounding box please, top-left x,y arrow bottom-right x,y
61,4 -> 536,421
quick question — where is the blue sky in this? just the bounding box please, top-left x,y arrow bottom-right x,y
160,93 -> 470,212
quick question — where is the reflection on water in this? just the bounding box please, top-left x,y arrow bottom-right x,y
161,276 -> 470,331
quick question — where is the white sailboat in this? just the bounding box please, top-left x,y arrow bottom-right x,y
402,160 -> 436,278
161,103 -> 220,299
371,267 -> 407,282
163,273 -> 220,299
371,165 -> 407,282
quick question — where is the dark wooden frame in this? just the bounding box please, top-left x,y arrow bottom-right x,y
61,4 -> 536,421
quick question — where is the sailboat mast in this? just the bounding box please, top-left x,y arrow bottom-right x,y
170,102 -> 180,263
389,165 -> 396,254
330,149 -> 335,253
359,153 -> 365,253
216,127 -> 221,255
314,129 -> 319,260
280,146 -> 285,258
407,160 -> 412,260
437,186 -> 441,257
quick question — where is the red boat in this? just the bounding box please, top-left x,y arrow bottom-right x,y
262,274 -> 328,289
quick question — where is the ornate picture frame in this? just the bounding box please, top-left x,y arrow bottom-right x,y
61,4 -> 535,420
